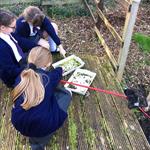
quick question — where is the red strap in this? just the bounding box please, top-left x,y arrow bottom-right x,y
60,80 -> 150,119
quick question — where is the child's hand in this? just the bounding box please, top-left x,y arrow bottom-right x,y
61,66 -> 65,73
58,44 -> 66,58
38,38 -> 50,50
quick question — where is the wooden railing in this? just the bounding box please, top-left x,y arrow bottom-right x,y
83,0 -> 141,81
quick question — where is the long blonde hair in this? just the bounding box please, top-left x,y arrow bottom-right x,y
11,46 -> 52,110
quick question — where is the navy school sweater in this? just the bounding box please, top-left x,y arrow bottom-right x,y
11,67 -> 68,137
0,38 -> 24,87
13,16 -> 61,52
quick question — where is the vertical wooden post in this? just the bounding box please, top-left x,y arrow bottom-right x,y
117,0 -> 141,81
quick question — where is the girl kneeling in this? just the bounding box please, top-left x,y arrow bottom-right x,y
11,46 -> 72,150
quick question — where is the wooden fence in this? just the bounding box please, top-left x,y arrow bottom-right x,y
83,0 -> 141,81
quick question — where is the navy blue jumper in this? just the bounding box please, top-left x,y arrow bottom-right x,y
11,67 -> 68,137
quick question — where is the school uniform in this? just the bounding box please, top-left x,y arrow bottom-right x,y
13,16 -> 61,52
11,67 -> 71,138
0,33 -> 26,87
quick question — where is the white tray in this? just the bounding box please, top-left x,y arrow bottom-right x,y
64,69 -> 96,95
52,55 -> 85,76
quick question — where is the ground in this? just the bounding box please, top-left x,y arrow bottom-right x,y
54,2 -> 150,142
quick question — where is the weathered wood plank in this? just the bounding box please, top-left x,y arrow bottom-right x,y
86,55 -> 132,149
79,54 -> 150,149
0,54 -> 149,150
99,56 -> 150,150
83,56 -> 112,149
70,96 -> 89,150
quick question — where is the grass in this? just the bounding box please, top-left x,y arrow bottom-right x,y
132,33 -> 150,66
133,33 -> 150,53
68,106 -> 77,150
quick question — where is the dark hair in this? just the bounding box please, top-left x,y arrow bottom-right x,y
22,6 -> 45,26
0,9 -> 17,27
32,14 -> 44,26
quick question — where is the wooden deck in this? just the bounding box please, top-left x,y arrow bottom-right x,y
0,54 -> 149,150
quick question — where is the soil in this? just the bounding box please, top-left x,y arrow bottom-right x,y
54,3 -> 150,143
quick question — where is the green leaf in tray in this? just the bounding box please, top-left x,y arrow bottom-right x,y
68,84 -> 77,89
59,58 -> 81,72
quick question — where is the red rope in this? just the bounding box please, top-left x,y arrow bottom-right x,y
60,80 -> 150,119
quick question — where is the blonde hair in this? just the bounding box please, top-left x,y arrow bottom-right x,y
22,6 -> 45,26
11,46 -> 52,110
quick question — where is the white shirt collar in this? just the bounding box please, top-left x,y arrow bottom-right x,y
0,32 -> 22,62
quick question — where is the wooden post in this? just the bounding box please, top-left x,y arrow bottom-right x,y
117,0 -> 141,81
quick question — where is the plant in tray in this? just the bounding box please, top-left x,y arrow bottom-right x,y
52,55 -> 85,76
65,69 -> 96,95
59,58 -> 81,73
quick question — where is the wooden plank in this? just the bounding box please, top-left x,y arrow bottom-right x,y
98,55 -> 150,149
93,0 -> 123,44
94,26 -> 118,71
81,56 -> 111,149
0,85 -> 30,150
70,96 -> 89,150
0,54 -> 149,149
67,97 -> 88,150
86,56 -> 133,149
79,54 -> 150,149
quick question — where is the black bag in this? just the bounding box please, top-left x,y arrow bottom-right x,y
124,84 -> 148,109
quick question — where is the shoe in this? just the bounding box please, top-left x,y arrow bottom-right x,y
65,88 -> 72,96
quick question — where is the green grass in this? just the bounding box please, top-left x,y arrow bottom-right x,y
133,33 -> 150,53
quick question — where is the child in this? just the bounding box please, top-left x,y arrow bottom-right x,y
13,6 -> 66,57
0,9 -> 26,87
11,46 -> 72,150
